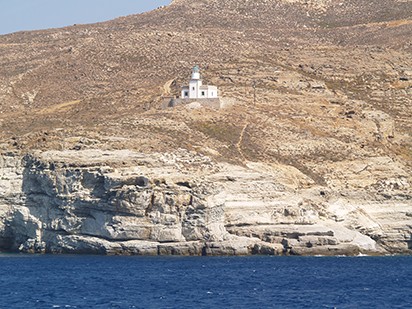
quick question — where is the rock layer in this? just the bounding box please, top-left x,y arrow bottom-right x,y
0,150 -> 410,255
0,0 -> 411,255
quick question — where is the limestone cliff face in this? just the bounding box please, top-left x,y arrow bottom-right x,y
0,150 -> 275,255
0,0 -> 411,256
0,150 -> 410,255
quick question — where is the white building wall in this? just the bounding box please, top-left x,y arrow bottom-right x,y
191,72 -> 200,80
207,86 -> 218,98
181,87 -> 189,98
189,79 -> 202,98
199,88 -> 207,98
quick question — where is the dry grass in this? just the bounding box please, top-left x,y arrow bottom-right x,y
36,100 -> 82,115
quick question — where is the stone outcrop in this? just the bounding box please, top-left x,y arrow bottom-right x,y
0,150 -> 410,255
0,0 -> 411,255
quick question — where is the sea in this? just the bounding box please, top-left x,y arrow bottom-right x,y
0,255 -> 410,309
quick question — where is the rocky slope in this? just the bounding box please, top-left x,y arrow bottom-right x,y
0,0 -> 411,255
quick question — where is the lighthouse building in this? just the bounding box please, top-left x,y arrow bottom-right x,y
181,66 -> 218,99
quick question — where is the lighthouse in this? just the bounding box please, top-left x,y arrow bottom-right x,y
181,65 -> 218,99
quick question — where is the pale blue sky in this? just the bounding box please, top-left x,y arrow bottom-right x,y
0,0 -> 171,35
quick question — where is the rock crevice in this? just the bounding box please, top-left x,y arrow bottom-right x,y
0,150 -> 410,256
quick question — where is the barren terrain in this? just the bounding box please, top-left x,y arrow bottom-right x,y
0,0 -> 411,255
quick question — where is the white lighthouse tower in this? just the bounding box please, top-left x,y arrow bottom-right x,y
181,65 -> 218,99
189,65 -> 202,98
191,65 -> 201,80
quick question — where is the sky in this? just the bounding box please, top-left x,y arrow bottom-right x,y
0,0 -> 171,35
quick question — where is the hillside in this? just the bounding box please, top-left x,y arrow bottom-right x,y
0,0 -> 411,255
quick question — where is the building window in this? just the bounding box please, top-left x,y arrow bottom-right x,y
201,91 -> 205,96
192,87 -> 195,90
211,92 -> 214,96
184,91 -> 189,97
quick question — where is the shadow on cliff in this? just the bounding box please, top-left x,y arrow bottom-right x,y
6,155 -> 55,253
0,222 -> 14,252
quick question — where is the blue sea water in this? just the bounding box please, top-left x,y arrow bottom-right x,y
0,255 -> 411,309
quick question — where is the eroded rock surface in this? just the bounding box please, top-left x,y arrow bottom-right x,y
0,0 -> 411,255
0,150 -> 410,255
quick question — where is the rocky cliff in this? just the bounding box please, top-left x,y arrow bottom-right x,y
0,150 -> 410,255
0,0 -> 411,255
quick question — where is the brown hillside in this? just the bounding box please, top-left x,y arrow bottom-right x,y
0,0 -> 411,177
